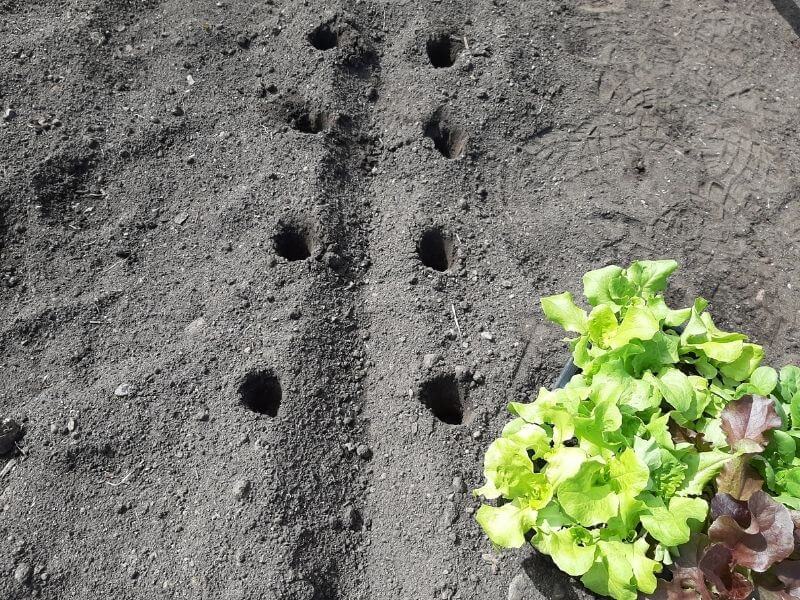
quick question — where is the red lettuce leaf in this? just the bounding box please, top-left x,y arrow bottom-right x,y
772,561 -> 800,598
721,395 -> 782,452
698,543 -> 753,600
756,586 -> 795,600
651,536 -> 753,600
651,573 -> 712,600
708,491 -> 794,572
651,535 -> 714,600
791,511 -> 800,553
753,567 -> 800,600
711,493 -> 751,527
716,454 -> 764,501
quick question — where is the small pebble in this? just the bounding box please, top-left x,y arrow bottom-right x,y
114,383 -> 135,397
232,479 -> 251,500
13,562 -> 32,585
422,353 -> 441,370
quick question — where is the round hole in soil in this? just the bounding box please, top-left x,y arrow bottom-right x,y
424,115 -> 467,159
426,33 -> 464,68
419,374 -> 469,425
273,224 -> 312,261
308,22 -> 338,50
238,371 -> 282,417
417,227 -> 454,271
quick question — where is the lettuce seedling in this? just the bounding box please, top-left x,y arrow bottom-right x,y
475,260 -> 800,600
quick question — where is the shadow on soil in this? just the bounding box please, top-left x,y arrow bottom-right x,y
521,552 -> 596,600
769,0 -> 800,36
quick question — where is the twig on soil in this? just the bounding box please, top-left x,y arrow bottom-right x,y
451,303 -> 464,343
463,36 -> 470,51
104,470 -> 133,487
0,459 -> 17,478
103,258 -> 127,273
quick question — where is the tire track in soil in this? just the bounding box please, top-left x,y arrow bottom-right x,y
260,5 -> 381,600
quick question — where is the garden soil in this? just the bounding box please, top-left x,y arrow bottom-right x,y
1,0 -> 800,598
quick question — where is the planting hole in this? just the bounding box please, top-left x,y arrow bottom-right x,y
308,22 -> 338,50
420,374 -> 469,425
426,33 -> 464,68
424,115 -> 467,159
238,371 -> 282,417
417,227 -> 454,271
273,223 -> 313,261
289,109 -> 333,134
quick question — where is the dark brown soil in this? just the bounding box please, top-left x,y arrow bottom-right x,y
1,1 -> 799,599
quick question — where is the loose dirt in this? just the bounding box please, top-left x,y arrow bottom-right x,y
1,1 -> 799,599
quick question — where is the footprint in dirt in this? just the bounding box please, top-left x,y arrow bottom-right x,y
274,95 -> 345,136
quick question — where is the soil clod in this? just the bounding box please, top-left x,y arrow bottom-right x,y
238,371 -> 282,417
273,223 -> 313,261
426,33 -> 464,68
417,227 -> 454,271
419,374 -> 470,425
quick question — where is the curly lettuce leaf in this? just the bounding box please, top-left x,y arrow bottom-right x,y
557,461 -> 620,527
475,501 -> 537,548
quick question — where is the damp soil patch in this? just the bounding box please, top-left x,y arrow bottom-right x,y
417,227 -> 454,271
238,371 -> 282,417
419,374 -> 470,425
426,33 -> 464,68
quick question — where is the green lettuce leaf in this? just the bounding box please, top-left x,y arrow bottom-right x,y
779,365 -> 800,404
533,526 -> 597,576
677,449 -> 734,496
639,495 -> 708,546
626,260 -> 678,295
475,438 -> 536,499
557,461 -> 619,527
582,265 -> 630,309
541,292 -> 588,334
581,538 -> 659,600
475,501 -> 537,548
